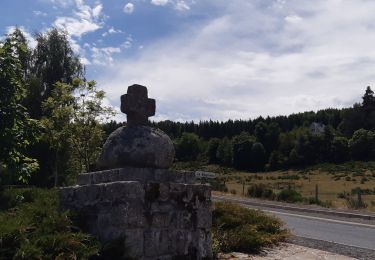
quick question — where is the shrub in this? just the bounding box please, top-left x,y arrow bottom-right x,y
247,184 -> 275,200
212,202 -> 288,255
346,197 -> 368,209
0,188 -> 100,259
208,179 -> 228,193
277,189 -> 303,203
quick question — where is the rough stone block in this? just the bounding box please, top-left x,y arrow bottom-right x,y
195,230 -> 213,258
144,229 -> 170,256
124,229 -> 144,258
196,207 -> 212,229
169,229 -> 192,255
184,171 -> 196,184
151,212 -> 171,228
170,211 -> 193,229
77,167 -> 196,186
60,167 -> 212,259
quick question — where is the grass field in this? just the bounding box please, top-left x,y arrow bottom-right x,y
194,162 -> 375,212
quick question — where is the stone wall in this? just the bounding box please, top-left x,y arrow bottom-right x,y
59,167 -> 212,259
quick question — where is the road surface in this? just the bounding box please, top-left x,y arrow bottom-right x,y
213,195 -> 375,251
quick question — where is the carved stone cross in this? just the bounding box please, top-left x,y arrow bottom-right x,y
121,84 -> 155,126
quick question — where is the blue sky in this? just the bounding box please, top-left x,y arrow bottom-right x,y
2,0 -> 375,122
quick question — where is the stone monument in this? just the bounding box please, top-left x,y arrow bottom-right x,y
59,84 -> 212,259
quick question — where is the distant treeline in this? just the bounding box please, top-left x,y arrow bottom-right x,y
105,87 -> 375,171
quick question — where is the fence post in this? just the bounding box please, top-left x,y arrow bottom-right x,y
358,189 -> 362,205
315,184 -> 319,202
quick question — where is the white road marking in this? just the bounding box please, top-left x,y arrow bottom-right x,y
213,196 -> 375,228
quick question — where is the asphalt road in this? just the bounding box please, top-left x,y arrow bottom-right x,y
213,195 -> 375,251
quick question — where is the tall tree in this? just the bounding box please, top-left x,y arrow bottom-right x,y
69,79 -> 114,172
0,32 -> 40,183
27,28 -> 83,119
362,86 -> 375,109
232,132 -> 255,170
41,82 -> 74,187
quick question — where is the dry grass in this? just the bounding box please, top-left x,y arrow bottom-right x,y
207,164 -> 375,212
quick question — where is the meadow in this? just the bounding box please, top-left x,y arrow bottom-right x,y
194,162 -> 375,212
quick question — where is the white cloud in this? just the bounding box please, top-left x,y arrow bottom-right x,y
285,14 -> 302,23
102,27 -> 123,37
92,4 -> 103,18
43,0 -> 74,8
33,10 -> 48,16
54,17 -> 101,37
150,0 -> 191,11
80,56 -> 91,65
123,3 -> 135,14
53,0 -> 104,37
91,47 -> 121,65
96,0 -> 375,122
175,0 -> 190,11
151,0 -> 169,6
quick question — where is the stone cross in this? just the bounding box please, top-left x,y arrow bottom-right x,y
121,84 -> 155,126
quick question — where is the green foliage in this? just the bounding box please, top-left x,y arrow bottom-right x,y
349,129 -> 375,160
277,189 -> 303,203
0,188 -> 100,259
207,179 -> 228,192
206,138 -> 221,163
70,79 -> 115,172
232,132 -> 255,170
41,80 -> 114,185
250,142 -> 267,171
268,151 -> 288,170
216,137 -> 233,166
0,30 -> 40,184
175,133 -> 201,161
212,202 -> 288,254
330,136 -> 349,163
247,184 -> 275,200
28,28 -> 83,118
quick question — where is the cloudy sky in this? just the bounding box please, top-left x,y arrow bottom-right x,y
1,0 -> 374,122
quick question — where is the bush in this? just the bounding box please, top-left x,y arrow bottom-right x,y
0,188 -> 100,259
277,189 -> 303,203
208,179 -> 228,193
247,184 -> 275,200
346,197 -> 368,209
212,202 -> 288,255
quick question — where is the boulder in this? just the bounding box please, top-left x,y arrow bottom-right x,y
97,125 -> 175,169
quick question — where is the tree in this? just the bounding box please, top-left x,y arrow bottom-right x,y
232,132 -> 255,170
175,133 -> 201,161
216,137 -> 232,166
362,86 -> 375,130
264,122 -> 281,155
41,82 -> 75,186
69,79 -> 114,172
27,28 -> 83,119
268,151 -> 288,170
349,129 -> 375,161
254,122 -> 267,144
206,138 -> 221,163
0,32 -> 40,183
41,79 -> 114,186
330,136 -> 349,163
362,86 -> 375,109
250,142 -> 267,171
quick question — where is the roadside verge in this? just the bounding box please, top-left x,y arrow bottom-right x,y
213,194 -> 375,221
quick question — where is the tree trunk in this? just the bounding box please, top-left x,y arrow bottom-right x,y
54,150 -> 58,187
